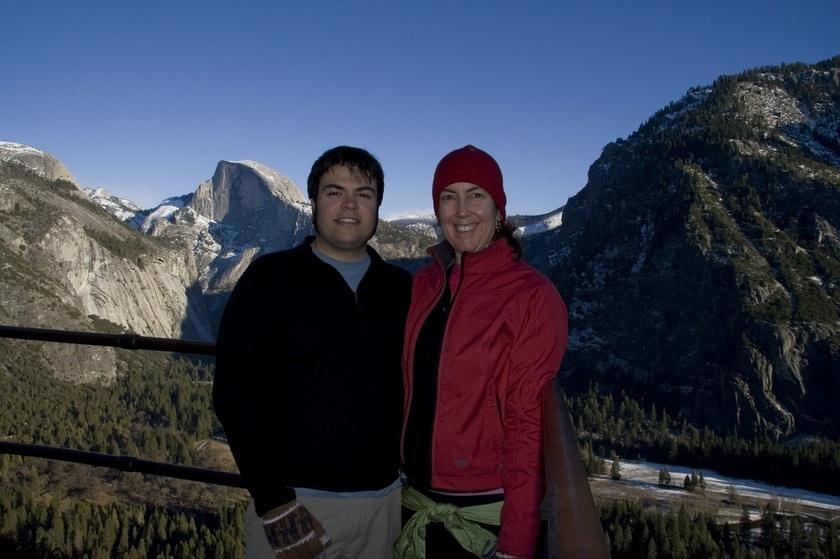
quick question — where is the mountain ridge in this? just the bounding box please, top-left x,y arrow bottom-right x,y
527,55 -> 840,438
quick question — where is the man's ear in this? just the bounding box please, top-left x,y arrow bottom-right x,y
310,199 -> 318,229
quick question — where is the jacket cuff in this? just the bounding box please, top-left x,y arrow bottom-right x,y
497,526 -> 538,559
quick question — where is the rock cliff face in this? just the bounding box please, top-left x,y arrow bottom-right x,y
528,57 -> 840,438
185,160 -> 312,294
188,160 -> 310,253
0,162 -> 210,382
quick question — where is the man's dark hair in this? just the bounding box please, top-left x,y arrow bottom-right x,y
307,146 -> 385,206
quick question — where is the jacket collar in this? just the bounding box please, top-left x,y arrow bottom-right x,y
427,237 -> 517,276
300,235 -> 385,267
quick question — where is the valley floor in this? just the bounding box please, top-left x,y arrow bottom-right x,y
592,459 -> 840,524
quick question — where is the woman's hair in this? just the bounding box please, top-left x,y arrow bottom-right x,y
497,219 -> 522,259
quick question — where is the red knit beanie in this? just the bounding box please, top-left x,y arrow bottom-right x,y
432,145 -> 506,221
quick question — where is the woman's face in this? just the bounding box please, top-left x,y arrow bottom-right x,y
437,182 -> 500,263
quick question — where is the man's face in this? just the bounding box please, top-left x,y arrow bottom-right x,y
312,164 -> 379,261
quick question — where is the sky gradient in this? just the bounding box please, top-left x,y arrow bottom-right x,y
3,1 -> 839,218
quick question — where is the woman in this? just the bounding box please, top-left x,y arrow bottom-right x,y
398,145 -> 568,559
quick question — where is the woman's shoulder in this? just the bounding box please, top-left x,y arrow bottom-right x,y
508,258 -> 557,290
413,260 -> 443,283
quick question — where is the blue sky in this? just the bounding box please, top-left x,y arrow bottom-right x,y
2,1 -> 839,218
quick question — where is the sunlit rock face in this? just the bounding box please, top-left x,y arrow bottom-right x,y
0,159 -> 210,383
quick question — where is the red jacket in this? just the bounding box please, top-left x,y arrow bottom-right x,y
402,239 -> 568,558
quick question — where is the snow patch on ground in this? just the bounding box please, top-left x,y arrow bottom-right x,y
618,459 -> 840,513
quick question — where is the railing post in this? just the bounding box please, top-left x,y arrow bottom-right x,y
542,377 -> 610,558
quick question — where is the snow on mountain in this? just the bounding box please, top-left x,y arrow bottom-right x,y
385,210 -> 436,222
385,211 -> 439,240
136,195 -> 189,232
0,141 -> 78,185
515,207 -> 564,236
85,187 -> 142,221
0,141 -> 45,159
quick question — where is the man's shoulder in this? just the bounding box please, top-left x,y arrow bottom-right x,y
366,247 -> 412,283
246,242 -> 312,274
376,260 -> 412,283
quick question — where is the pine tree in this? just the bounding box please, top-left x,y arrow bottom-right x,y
788,515 -> 802,557
740,506 -> 752,545
658,465 -> 671,487
612,523 -> 625,554
760,509 -> 778,549
610,458 -> 622,480
827,519 -> 839,557
727,484 -> 739,504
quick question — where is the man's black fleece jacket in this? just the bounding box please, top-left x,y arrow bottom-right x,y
212,238 -> 411,515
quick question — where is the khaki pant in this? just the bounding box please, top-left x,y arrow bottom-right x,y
245,488 -> 402,559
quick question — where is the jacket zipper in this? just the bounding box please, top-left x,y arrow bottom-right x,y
400,273 -> 443,465
429,253 -> 468,486
401,250 -> 468,485
400,250 -> 450,464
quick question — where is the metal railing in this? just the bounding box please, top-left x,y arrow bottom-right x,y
543,379 -> 611,558
0,440 -> 246,488
0,324 -> 215,355
0,324 -> 609,558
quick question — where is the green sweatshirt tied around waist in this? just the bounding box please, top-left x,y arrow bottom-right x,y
395,485 -> 502,559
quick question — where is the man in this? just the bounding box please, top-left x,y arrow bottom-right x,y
213,146 -> 411,559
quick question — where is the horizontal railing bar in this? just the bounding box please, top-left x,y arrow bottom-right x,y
0,325 -> 215,355
0,440 -> 246,488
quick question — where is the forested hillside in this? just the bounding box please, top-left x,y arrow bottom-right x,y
0,335 -> 247,557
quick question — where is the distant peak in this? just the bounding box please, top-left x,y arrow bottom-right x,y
215,159 -> 306,203
0,141 -> 47,157
0,140 -> 78,186
384,210 -> 436,222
